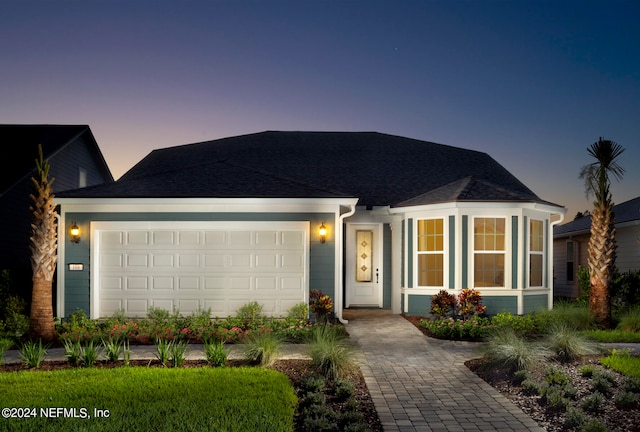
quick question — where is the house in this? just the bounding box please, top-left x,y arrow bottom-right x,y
0,125 -> 114,309
553,196 -> 640,298
54,131 -> 566,321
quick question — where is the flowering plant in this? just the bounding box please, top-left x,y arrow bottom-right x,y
457,289 -> 487,320
309,289 -> 333,322
430,290 -> 457,318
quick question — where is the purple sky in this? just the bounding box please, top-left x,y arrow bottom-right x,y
2,0 -> 638,222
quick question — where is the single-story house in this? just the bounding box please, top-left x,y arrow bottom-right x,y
0,124 -> 113,306
54,131 -> 566,321
553,196 -> 640,298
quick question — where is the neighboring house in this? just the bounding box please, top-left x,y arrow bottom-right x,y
553,196 -> 640,298
54,131 -> 565,321
0,125 -> 114,309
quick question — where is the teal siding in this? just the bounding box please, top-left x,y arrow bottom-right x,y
482,296 -> 518,316
512,216 -> 518,289
406,294 -> 431,316
523,294 -> 548,314
448,215 -> 455,289
383,224 -> 392,308
462,215 -> 468,288
64,212 -> 334,317
401,220 -> 405,287
407,218 -> 413,288
545,219 -> 549,287
522,216 -> 528,289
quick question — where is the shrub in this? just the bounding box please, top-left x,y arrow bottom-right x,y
155,338 -> 172,365
430,290 -> 456,318
540,386 -> 569,411
204,340 -> 228,367
421,315 -> 492,340
544,321 -> 598,363
579,364 -> 596,378
287,302 -> 309,321
616,305 -> 640,332
63,338 -> 83,366
564,407 -> 587,429
102,337 -> 123,362
490,311 -> 536,337
332,378 -> 356,401
242,329 -> 283,367
81,341 -> 99,368
580,391 -> 606,413
309,290 -> 333,323
479,328 -> 548,372
19,339 -> 48,368
614,391 -> 638,409
301,374 -> 326,393
601,349 -> 640,378
169,340 -> 189,367
0,338 -> 13,365
623,376 -> 640,393
457,288 -> 486,320
307,325 -> 356,381
236,301 -> 265,326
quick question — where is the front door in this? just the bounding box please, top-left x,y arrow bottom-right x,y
346,223 -> 382,307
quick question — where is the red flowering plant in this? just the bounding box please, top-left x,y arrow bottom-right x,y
430,290 -> 457,318
309,289 -> 333,323
457,288 -> 487,321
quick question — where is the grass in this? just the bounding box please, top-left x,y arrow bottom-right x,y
582,329 -> 640,343
242,330 -> 284,367
0,367 -> 297,432
479,328 -> 549,371
601,349 -> 640,378
306,325 -> 357,380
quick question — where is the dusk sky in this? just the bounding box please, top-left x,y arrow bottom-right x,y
2,0 -> 638,223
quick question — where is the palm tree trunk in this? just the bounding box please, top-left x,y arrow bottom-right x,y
587,204 -> 615,329
29,277 -> 56,341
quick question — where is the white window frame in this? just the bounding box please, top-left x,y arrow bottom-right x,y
528,219 -> 545,288
415,218 -> 446,288
472,216 -> 507,289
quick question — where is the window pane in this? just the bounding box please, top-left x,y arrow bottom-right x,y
417,219 -> 443,251
418,254 -> 443,286
474,218 -> 505,251
474,254 -> 504,287
530,220 -> 543,252
530,255 -> 543,286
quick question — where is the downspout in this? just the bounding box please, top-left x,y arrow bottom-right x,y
336,203 -> 357,324
549,211 -> 566,310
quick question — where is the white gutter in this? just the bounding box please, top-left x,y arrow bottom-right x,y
336,203 -> 357,324
549,211 -> 566,310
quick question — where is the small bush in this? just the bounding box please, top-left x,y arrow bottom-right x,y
540,386 -> 569,411
155,338 -> 172,365
582,418 -> 609,432
564,407 -> 587,429
430,290 -> 456,318
544,321 -> 598,362
0,338 -> 13,364
512,369 -> 530,385
287,303 -> 309,321
623,376 -> 640,393
521,378 -> 541,395
242,330 -> 283,367
591,369 -> 616,394
490,311 -> 536,337
616,305 -> 640,332
170,340 -> 189,367
457,288 -> 487,320
236,301 -> 265,325
307,325 -> 356,380
301,375 -> 326,393
578,364 -> 596,378
480,328 -> 548,372
580,391 -> 606,414
102,337 -> 122,362
204,340 -> 228,367
19,339 -> 48,368
81,341 -> 98,368
601,348 -> 640,378
544,366 -> 570,387
63,339 -> 83,366
332,378 -> 356,401
614,391 -> 639,409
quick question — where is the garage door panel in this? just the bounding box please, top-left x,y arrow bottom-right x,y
97,223 -> 308,318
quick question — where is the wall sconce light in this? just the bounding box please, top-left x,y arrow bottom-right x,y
319,222 -> 327,244
69,221 -> 80,244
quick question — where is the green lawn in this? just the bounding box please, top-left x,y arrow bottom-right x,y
0,367 -> 297,432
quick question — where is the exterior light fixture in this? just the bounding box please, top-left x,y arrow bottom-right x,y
319,222 -> 327,244
69,221 -> 80,244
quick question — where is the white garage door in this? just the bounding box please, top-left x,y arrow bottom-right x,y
92,221 -> 309,318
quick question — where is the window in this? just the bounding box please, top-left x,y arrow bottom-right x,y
474,218 -> 505,287
529,220 -> 544,287
566,241 -> 574,282
417,219 -> 443,287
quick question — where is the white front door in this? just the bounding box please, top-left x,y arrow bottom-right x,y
346,223 -> 382,307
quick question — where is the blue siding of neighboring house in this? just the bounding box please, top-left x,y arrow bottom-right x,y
63,212 -> 334,317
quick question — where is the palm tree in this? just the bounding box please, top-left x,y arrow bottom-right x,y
579,137 -> 625,328
28,145 -> 58,342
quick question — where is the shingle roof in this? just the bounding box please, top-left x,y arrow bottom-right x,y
0,124 -> 89,193
554,196 -> 640,236
57,131 -> 557,208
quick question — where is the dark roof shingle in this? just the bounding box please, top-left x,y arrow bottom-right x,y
58,131 -> 557,208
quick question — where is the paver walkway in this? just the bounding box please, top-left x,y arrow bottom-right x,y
343,309 -> 545,432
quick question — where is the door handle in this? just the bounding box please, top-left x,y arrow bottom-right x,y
376,269 -> 379,284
